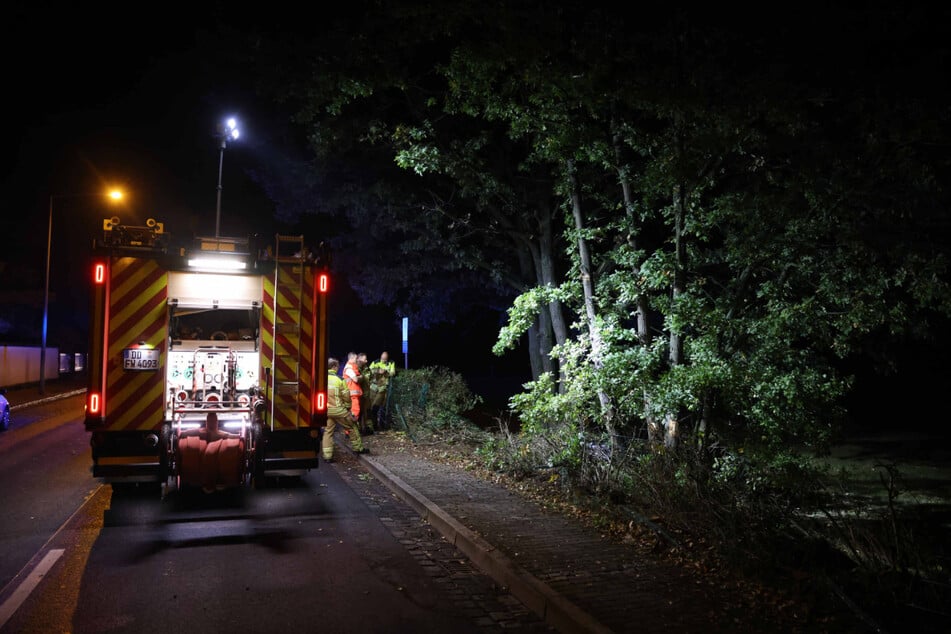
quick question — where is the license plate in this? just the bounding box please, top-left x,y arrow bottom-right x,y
123,348 -> 160,371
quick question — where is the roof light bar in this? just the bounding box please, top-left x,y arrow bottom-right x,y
187,257 -> 247,271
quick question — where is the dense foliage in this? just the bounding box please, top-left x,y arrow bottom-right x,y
235,2 -> 951,592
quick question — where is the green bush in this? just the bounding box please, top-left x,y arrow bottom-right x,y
387,366 -> 483,436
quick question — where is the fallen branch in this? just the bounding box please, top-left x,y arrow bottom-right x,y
619,503 -> 681,550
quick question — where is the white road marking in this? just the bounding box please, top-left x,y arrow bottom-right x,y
0,549 -> 65,628
0,483 -> 103,628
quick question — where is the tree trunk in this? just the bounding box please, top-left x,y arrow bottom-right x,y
517,244 -> 545,381
526,320 -> 542,380
537,301 -> 554,377
698,392 -> 710,452
537,201 -> 569,389
566,159 -> 616,443
613,124 -> 658,442
612,126 -> 651,346
664,181 -> 687,450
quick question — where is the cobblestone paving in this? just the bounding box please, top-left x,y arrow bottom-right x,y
362,450 -> 852,634
331,451 -> 555,632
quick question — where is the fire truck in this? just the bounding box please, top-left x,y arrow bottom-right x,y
84,216 -> 330,491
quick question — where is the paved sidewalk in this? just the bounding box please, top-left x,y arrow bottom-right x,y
349,431 -> 872,634
356,442 -> 729,634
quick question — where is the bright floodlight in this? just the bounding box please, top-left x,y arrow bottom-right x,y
223,118 -> 240,141
108,189 -> 123,201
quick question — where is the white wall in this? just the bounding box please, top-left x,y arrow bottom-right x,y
0,346 -> 59,387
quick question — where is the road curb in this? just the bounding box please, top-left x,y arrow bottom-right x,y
10,389 -> 86,411
358,453 -> 614,634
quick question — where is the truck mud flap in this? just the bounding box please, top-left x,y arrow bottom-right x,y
90,430 -> 166,482
257,429 -> 321,474
93,456 -> 163,481
262,450 -> 320,473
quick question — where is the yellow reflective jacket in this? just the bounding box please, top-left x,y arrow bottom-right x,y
369,359 -> 396,391
327,373 -> 351,418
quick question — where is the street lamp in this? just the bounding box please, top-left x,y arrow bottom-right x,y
40,189 -> 124,394
215,117 -> 240,239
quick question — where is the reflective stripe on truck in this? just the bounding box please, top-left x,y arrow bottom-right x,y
104,257 -> 168,431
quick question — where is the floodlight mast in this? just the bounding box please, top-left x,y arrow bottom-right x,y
214,117 -> 240,241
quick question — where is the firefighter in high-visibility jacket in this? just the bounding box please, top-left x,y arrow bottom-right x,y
368,351 -> 396,430
343,351 -> 363,420
322,357 -> 366,460
356,352 -> 372,434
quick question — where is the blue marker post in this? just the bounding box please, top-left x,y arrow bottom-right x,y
401,317 -> 409,370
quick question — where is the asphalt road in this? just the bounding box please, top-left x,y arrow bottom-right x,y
0,394 -> 95,594
0,395 -> 545,633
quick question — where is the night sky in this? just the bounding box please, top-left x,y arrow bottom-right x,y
2,5 -> 529,405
